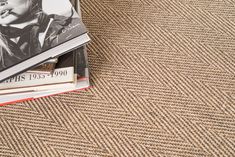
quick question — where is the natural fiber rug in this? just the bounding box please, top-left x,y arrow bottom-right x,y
0,0 -> 235,156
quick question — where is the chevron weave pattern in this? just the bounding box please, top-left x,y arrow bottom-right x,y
0,0 -> 235,156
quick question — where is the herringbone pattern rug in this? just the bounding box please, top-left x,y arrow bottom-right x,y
0,0 -> 235,156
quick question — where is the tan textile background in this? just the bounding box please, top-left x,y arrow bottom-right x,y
0,0 -> 235,156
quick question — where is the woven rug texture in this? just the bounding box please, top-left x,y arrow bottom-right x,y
0,0 -> 235,156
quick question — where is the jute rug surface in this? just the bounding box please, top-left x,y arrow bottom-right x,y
0,0 -> 235,156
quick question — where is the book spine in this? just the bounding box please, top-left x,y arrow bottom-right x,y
0,67 -> 74,90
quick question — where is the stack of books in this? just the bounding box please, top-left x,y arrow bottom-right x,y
0,0 -> 90,105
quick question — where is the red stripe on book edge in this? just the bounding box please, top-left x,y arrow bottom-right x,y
78,77 -> 89,81
0,86 -> 92,107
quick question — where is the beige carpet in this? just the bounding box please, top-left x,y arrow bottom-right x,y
0,0 -> 235,156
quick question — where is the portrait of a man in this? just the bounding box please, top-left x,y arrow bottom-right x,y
0,0 -> 83,70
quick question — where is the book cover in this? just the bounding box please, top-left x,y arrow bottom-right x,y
0,0 -> 90,82
28,0 -> 81,73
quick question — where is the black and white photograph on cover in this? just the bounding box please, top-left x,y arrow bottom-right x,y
0,0 -> 85,71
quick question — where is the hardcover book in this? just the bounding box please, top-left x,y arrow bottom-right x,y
0,47 -> 87,94
0,46 -> 90,105
0,0 -> 90,82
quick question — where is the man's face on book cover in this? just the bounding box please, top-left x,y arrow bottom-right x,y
0,0 -> 31,25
